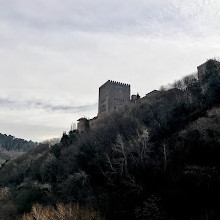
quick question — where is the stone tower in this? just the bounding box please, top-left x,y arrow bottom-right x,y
98,80 -> 130,117
197,62 -> 207,80
197,59 -> 220,80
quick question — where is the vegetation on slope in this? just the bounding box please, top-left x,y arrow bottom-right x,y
0,59 -> 220,220
0,133 -> 36,152
0,134 -> 37,172
0,147 -> 10,169
20,203 -> 103,220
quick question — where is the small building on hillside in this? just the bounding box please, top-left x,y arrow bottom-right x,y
197,59 -> 220,80
77,118 -> 89,133
197,62 -> 207,79
131,93 -> 140,103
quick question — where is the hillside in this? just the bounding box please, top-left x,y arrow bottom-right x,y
0,148 -> 9,168
0,59 -> 220,220
0,133 -> 36,152
0,134 -> 37,170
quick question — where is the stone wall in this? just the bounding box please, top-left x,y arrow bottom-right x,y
197,63 -> 207,80
77,118 -> 89,133
98,80 -> 130,117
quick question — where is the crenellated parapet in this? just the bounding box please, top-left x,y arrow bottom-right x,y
107,80 -> 130,87
100,80 -> 130,90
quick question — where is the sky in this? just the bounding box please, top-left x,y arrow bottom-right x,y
0,0 -> 220,142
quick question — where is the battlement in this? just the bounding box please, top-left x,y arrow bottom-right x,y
108,80 -> 130,87
100,80 -> 130,90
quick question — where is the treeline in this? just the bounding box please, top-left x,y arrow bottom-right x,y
0,59 -> 220,220
0,133 -> 37,152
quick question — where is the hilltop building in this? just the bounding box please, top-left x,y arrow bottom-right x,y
77,80 -> 135,132
98,80 -> 130,117
77,118 -> 89,133
197,63 -> 207,80
197,59 -> 220,79
76,60 -> 220,133
131,93 -> 140,103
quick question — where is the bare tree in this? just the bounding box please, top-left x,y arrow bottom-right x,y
160,142 -> 168,174
104,129 -> 152,193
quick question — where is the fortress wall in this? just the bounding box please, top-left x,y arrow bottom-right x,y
197,63 -> 207,79
98,80 -> 130,116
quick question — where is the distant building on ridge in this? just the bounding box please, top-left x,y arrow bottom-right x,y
77,118 -> 89,133
197,62 -> 208,79
77,59 -> 220,132
77,80 -> 136,132
98,80 -> 130,117
197,59 -> 220,79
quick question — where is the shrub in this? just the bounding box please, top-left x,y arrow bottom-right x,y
20,203 -> 104,220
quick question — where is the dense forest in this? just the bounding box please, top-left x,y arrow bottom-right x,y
0,59 -> 220,220
0,134 -> 37,169
0,133 -> 36,152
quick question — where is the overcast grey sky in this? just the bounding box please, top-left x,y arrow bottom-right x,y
0,0 -> 220,141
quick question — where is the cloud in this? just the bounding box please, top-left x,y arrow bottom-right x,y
0,0 -> 219,141
1,0 -> 220,36
0,97 -> 97,113
0,96 -> 98,141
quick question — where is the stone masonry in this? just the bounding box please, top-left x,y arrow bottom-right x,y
98,80 -> 130,117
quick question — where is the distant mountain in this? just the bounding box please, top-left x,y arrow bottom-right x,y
0,134 -> 37,168
0,133 -> 37,152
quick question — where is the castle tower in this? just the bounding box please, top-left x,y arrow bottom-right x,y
98,80 -> 130,117
197,63 -> 207,80
197,60 -> 220,80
